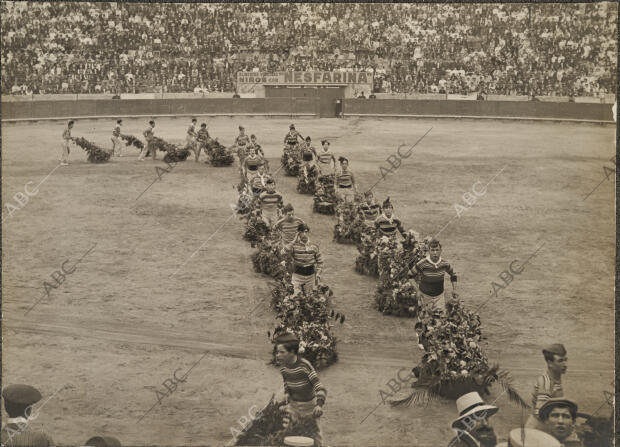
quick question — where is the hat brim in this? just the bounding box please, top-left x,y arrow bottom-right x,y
538,400 -> 577,420
452,405 -> 498,428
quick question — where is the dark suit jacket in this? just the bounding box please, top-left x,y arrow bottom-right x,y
1,422 -> 55,447
448,431 -> 481,447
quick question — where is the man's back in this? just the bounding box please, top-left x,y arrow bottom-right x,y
1,422 -> 55,447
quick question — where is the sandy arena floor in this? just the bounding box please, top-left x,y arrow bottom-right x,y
1,116 -> 615,446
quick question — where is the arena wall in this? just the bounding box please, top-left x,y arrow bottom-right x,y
343,99 -> 614,122
1,97 -> 614,123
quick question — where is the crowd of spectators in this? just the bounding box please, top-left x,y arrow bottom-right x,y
1,2 -> 616,97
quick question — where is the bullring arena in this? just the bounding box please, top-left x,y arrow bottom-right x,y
1,111 -> 615,446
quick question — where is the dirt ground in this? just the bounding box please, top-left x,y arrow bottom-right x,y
1,116 -> 615,447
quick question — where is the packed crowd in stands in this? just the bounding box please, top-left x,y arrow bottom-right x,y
1,2 -> 616,97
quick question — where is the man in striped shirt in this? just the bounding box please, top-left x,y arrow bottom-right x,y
274,204 -> 305,246
139,120 -> 156,161
409,238 -> 457,312
258,179 -> 283,228
284,124 -> 303,148
316,140 -> 336,178
248,165 -> 272,197
525,344 -> 568,431
275,333 -> 326,447
235,125 -> 251,151
60,120 -> 74,166
374,197 -> 406,238
336,157 -> 357,203
301,136 -> 317,163
249,134 -> 265,158
196,123 -> 210,162
111,119 -> 122,157
186,118 -> 198,162
359,191 -> 382,226
284,223 -> 323,296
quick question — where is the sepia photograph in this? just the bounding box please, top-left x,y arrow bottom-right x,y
1,1 -> 617,446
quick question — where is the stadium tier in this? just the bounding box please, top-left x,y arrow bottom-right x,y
1,2 -> 617,97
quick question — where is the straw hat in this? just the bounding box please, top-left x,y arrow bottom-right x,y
498,428 -> 561,447
452,392 -> 498,429
284,436 -> 314,446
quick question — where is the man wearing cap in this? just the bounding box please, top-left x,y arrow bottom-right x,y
1,384 -> 55,446
111,119 -> 122,157
284,124 -> 303,149
448,392 -> 499,447
60,120 -> 75,166
275,333 -> 326,447
525,344 -> 567,430
139,120 -> 156,161
284,224 -> 323,296
539,398 -> 583,446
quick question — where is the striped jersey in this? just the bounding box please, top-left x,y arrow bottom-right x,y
235,134 -> 250,146
197,128 -> 209,143
317,150 -> 335,166
245,156 -> 264,172
413,256 -> 457,297
280,357 -> 327,405
337,170 -> 354,187
532,373 -> 563,416
143,126 -> 154,141
250,173 -> 272,190
360,202 -> 381,221
259,190 -> 283,212
288,241 -> 323,269
112,125 -> 121,137
301,144 -> 316,161
285,130 -> 301,144
275,216 -> 305,244
62,127 -> 72,141
375,214 -> 405,236
187,124 -> 197,138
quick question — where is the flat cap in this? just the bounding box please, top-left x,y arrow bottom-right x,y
275,333 -> 299,344
538,397 -> 578,421
2,384 -> 42,405
542,344 -> 566,357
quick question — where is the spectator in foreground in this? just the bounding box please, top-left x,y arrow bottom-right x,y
538,398 -> 583,446
448,392 -> 498,447
275,333 -> 326,447
1,384 -> 55,447
495,428 -> 560,447
84,436 -> 122,447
